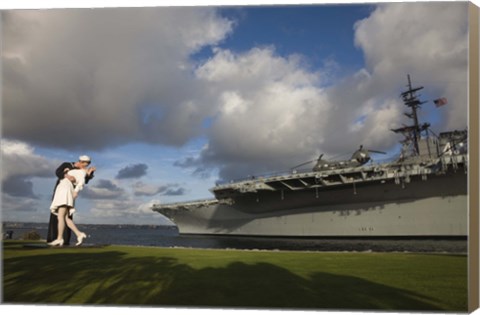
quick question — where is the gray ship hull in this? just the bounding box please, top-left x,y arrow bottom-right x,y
159,196 -> 467,237
154,167 -> 467,237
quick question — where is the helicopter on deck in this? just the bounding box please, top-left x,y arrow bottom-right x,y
292,145 -> 386,172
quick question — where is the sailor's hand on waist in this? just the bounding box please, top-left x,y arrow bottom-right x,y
65,174 -> 76,183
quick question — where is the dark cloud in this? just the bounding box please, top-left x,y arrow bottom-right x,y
2,8 -> 234,150
1,139 -> 57,180
2,176 -> 38,199
116,164 -> 148,179
96,179 -> 124,191
173,157 -> 197,168
133,181 -> 187,197
158,186 -> 187,196
82,179 -> 126,199
174,157 -> 212,179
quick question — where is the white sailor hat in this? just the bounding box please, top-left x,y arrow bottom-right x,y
79,155 -> 91,163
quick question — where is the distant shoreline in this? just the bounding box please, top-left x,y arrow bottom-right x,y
2,221 -> 177,229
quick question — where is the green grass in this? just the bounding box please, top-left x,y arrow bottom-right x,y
2,241 -> 468,311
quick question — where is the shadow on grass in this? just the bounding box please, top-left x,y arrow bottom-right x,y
2,247 -> 449,311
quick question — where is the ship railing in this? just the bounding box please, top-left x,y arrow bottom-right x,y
214,169 -> 304,186
214,155 -> 402,186
152,198 -> 218,209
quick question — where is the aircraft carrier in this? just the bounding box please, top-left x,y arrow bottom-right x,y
152,76 -> 468,237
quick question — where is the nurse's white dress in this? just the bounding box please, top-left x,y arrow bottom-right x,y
50,169 -> 86,216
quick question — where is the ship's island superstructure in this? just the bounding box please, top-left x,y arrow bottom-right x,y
152,76 -> 468,237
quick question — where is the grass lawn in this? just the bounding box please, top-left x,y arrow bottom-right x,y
2,241 -> 468,311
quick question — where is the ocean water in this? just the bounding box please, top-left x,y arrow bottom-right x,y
2,222 -> 468,253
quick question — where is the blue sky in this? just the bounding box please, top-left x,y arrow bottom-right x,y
1,2 -> 469,225
215,5 -> 372,72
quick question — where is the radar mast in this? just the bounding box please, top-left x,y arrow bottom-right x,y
391,75 -> 430,155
